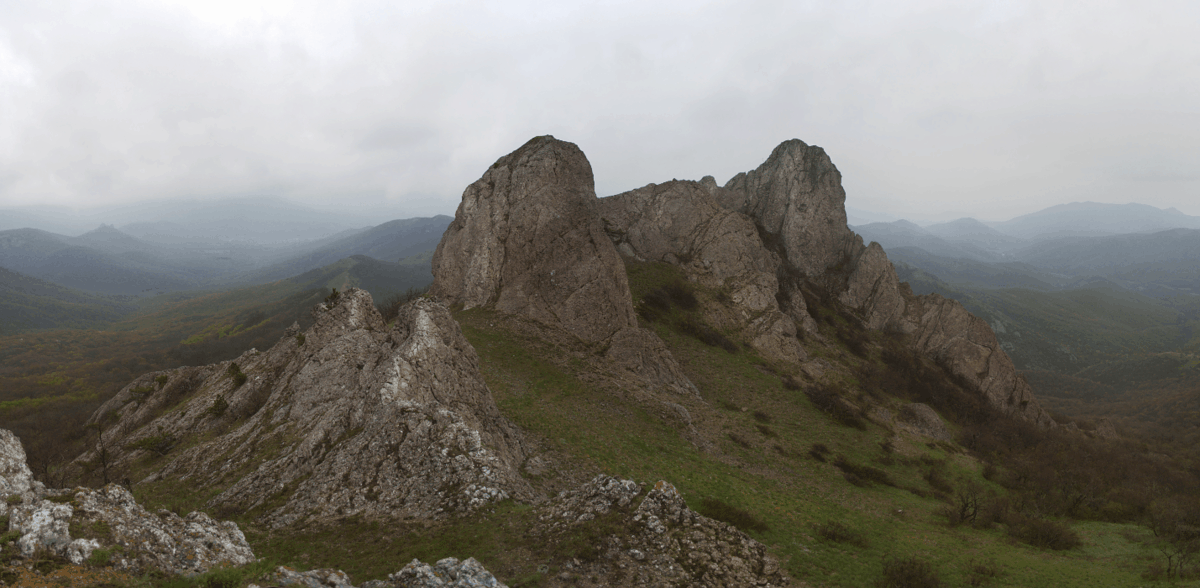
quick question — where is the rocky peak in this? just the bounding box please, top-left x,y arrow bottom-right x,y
718,139 -> 855,277
79,288 -> 532,528
431,135 -> 637,343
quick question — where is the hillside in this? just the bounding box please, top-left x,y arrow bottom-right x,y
0,266 -> 136,333
4,136 -> 1190,588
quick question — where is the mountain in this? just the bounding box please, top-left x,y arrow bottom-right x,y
853,220 -> 1004,261
8,136 -> 1190,586
990,201 -> 1200,239
0,266 -> 136,333
924,217 -> 1028,252
231,216 -> 450,285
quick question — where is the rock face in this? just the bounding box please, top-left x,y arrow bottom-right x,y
0,429 -> 36,496
718,140 -> 856,278
81,290 -> 532,528
431,136 -> 637,344
431,135 -> 697,397
599,179 -> 813,363
0,429 -> 253,575
595,137 -> 1052,426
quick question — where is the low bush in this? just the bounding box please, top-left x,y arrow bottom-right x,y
816,520 -> 868,547
834,456 -> 895,487
1006,514 -> 1080,550
804,384 -> 866,430
877,556 -> 942,588
698,497 -> 769,534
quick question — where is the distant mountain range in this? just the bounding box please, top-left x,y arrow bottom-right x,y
853,202 -> 1200,297
0,216 -> 450,297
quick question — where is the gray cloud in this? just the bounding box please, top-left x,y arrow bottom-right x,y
1,0 -> 1198,222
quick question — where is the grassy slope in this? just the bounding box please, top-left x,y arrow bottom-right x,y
118,260 -> 1188,588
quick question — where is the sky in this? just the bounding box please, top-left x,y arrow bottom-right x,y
1,0 -> 1198,224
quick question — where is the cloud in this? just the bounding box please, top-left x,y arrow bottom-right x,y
1,0 -> 1198,221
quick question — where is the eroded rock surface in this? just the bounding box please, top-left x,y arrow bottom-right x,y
532,476 -> 788,587
431,135 -> 697,397
81,290 -> 532,528
1,429 -> 253,575
0,429 -> 36,496
431,135 -> 637,344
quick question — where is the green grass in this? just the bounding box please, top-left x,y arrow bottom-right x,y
97,258 -> 1200,587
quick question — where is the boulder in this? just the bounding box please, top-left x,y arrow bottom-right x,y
897,403 -> 952,441
0,429 -> 36,496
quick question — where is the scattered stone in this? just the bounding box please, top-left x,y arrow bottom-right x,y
272,566 -> 355,587
390,557 -> 508,588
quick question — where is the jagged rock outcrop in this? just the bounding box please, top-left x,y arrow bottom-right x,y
81,290 -> 533,528
0,429 -> 253,575
532,476 -> 787,587
431,135 -> 637,344
0,429 -> 37,496
717,140 -> 857,278
431,135 -> 697,397
599,180 -> 812,363
597,137 -> 1052,426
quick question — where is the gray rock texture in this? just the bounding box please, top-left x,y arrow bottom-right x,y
431,135 -> 697,397
389,557 -> 508,587
897,403 -> 951,441
593,136 -> 1052,426
81,290 -> 532,528
0,428 -> 36,496
0,429 -> 253,574
718,139 -> 856,278
533,476 -> 787,587
599,180 -> 812,363
431,135 -> 637,344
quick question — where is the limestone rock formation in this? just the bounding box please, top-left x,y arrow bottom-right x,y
596,136 -> 1051,426
0,429 -> 37,496
599,179 -> 812,363
431,136 -> 637,344
0,429 -> 253,575
718,139 -> 857,278
431,135 -> 697,397
81,290 -> 532,528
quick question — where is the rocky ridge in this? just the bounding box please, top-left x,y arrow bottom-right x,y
595,138 -> 1052,426
0,428 -> 254,576
80,290 -> 533,528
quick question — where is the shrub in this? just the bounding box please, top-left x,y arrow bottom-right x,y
207,396 -> 229,419
678,319 -> 738,353
816,520 -> 868,547
376,286 -> 429,324
877,556 -> 942,588
324,288 -> 341,306
226,363 -> 247,387
1006,515 -> 1081,550
698,497 -> 769,534
834,456 -> 895,487
809,443 -> 831,462
295,333 -> 306,346
804,384 -> 867,430
155,374 -> 169,387
124,431 -> 177,456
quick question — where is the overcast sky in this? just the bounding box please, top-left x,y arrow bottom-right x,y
2,0 -> 1198,224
